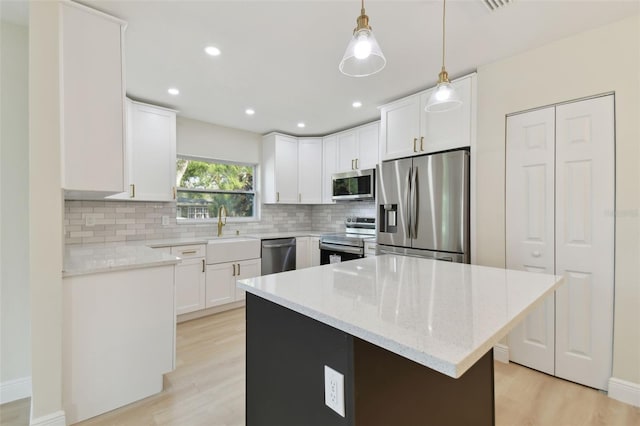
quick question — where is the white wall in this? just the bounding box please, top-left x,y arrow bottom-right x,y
476,14 -> 640,384
176,116 -> 262,164
29,1 -> 65,422
1,20 -> 31,398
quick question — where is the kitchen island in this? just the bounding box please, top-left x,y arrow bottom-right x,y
238,255 -> 564,426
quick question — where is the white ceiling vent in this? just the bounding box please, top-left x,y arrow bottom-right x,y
482,0 -> 514,12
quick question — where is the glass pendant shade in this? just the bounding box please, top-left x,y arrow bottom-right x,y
425,80 -> 462,112
425,0 -> 462,113
339,1 -> 386,77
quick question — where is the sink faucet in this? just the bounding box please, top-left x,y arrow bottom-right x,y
217,205 -> 227,237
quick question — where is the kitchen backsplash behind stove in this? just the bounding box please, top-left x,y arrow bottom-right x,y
310,202 -> 375,233
64,200 -> 375,245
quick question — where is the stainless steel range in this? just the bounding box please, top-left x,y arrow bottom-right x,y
319,217 -> 375,265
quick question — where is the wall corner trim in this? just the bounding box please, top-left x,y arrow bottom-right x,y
608,377 -> 640,407
493,344 -> 509,364
0,376 -> 32,404
30,409 -> 66,426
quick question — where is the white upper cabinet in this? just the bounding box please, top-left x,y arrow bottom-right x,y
262,134 -> 299,203
379,95 -> 422,161
297,138 -> 323,204
108,100 -> 177,201
357,122 -> 380,169
335,121 -> 380,173
337,131 -> 358,172
380,74 -> 476,161
60,2 -> 127,198
322,136 -> 338,204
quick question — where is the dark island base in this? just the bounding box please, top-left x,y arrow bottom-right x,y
246,293 -> 495,426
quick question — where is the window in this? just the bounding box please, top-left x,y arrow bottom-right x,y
176,157 -> 257,221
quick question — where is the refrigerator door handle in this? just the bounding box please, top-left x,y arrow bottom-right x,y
407,167 -> 413,239
412,167 -> 418,239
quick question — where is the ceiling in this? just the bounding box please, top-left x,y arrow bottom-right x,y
4,1 -> 639,136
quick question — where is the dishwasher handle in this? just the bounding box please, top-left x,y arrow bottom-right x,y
262,242 -> 296,249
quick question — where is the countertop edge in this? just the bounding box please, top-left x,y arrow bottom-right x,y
63,257 -> 181,278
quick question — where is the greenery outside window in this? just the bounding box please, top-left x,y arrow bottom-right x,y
176,156 -> 257,222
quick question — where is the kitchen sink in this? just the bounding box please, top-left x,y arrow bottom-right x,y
206,237 -> 260,264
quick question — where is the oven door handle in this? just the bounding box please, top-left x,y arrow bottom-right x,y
319,243 -> 363,255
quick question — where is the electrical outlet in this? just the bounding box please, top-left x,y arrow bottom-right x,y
85,214 -> 97,227
324,365 -> 345,417
161,215 -> 169,226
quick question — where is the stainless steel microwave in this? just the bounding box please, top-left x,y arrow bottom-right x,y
332,169 -> 375,201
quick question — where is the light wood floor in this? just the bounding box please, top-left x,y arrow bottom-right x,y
2,308 -> 638,425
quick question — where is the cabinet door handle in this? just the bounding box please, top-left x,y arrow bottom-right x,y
172,186 -> 176,199
129,184 -> 135,198
299,193 -> 301,203
355,158 -> 359,169
420,137 -> 424,151
351,159 -> 355,170
237,263 -> 241,275
232,264 -> 236,276
276,192 -> 280,202
202,259 -> 205,273
413,138 -> 418,152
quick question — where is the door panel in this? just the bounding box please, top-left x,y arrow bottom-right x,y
377,158 -> 412,248
554,95 -> 614,390
506,107 -> 555,375
412,150 -> 469,254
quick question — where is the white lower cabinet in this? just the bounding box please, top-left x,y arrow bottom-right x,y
310,237 -> 320,266
206,258 -> 261,308
169,245 -> 206,315
63,265 -> 176,424
296,236 -> 321,268
296,237 -> 311,269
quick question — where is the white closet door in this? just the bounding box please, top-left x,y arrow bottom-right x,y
554,95 -> 614,390
505,107 -> 556,375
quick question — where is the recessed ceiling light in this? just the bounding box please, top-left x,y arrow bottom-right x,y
245,108 -> 255,116
297,122 -> 306,128
167,87 -> 180,96
352,101 -> 363,108
205,46 -> 221,56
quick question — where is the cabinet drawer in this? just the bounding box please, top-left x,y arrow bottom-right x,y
171,244 -> 206,258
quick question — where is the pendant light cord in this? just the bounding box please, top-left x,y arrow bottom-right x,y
441,0 -> 446,71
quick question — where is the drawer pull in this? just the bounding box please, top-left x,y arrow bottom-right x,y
181,250 -> 197,255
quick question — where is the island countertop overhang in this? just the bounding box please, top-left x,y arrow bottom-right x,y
238,255 -> 564,378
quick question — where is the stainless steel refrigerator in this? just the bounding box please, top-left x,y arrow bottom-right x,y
377,149 -> 470,263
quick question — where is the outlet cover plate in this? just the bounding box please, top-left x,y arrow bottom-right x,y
324,365 -> 345,417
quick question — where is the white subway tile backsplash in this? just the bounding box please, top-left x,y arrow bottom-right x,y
63,200 -> 375,245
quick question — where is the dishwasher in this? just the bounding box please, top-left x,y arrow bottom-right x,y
261,238 -> 296,275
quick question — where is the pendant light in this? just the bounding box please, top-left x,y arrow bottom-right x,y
425,0 -> 462,112
339,0 -> 386,77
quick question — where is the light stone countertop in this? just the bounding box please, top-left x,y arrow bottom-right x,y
237,255 -> 564,378
63,230 -> 325,277
63,244 -> 181,277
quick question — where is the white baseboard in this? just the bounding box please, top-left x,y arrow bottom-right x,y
608,377 -> 640,407
0,376 -> 31,404
493,344 -> 509,364
30,409 -> 66,426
